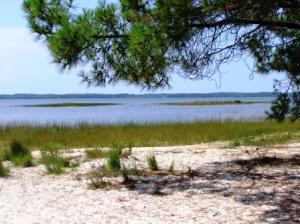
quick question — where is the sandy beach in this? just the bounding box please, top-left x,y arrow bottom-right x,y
0,143 -> 299,224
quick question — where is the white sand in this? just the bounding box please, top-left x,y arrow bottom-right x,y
0,143 -> 299,224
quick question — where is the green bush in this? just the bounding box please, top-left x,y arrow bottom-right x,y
40,146 -> 75,175
107,148 -> 121,171
10,140 -> 30,157
88,165 -> 111,189
147,154 -> 158,171
12,154 -> 33,167
10,140 -> 33,167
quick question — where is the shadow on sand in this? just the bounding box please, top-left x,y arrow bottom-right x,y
123,155 -> 300,223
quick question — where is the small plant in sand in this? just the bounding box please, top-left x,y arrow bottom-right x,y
168,161 -> 175,174
88,165 -> 111,189
106,143 -> 129,171
186,167 -> 197,178
121,166 -> 130,183
10,140 -> 33,167
0,160 -> 9,177
40,143 -> 77,175
147,153 -> 159,171
107,148 -> 121,171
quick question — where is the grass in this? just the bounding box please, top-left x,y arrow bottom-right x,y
40,143 -> 77,174
86,143 -> 132,160
147,154 -> 159,171
161,100 -> 269,106
230,132 -> 300,147
23,103 -> 119,107
0,121 -> 299,150
87,165 -> 114,189
168,161 -> 175,174
107,147 -> 122,171
86,148 -> 108,159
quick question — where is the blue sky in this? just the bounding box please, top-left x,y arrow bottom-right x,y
0,1 -> 284,94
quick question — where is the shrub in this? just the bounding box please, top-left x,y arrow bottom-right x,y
12,154 -> 33,167
10,140 -> 33,167
10,140 -> 30,157
107,148 -> 121,171
147,153 -> 158,171
88,165 -> 111,189
40,146 -> 75,175
0,160 -> 9,177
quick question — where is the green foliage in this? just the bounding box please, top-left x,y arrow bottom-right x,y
12,154 -> 33,167
0,121 -> 300,149
266,93 -> 290,122
147,153 -> 158,171
10,140 -> 33,167
88,165 -> 111,189
231,132 -> 298,147
22,0 -> 300,91
10,140 -> 30,158
86,148 -> 108,159
290,92 -> 300,121
40,144 -> 76,174
266,92 -> 300,122
107,147 -> 122,171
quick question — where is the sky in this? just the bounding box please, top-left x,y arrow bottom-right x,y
0,1 -> 284,94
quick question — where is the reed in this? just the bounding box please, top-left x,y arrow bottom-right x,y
0,120 -> 299,149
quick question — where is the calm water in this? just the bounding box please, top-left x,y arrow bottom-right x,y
0,97 -> 273,125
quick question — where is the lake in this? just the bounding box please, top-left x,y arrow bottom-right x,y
0,96 -> 273,125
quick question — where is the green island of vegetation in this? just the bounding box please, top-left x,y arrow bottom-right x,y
161,100 -> 270,106
23,103 -> 119,107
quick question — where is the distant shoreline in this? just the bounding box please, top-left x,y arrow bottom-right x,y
160,100 -> 271,106
0,92 -> 275,99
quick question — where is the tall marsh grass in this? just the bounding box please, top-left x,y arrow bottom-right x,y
0,121 -> 299,149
